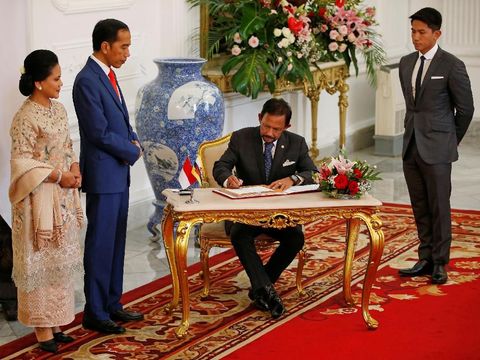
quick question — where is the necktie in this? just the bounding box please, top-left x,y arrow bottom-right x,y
108,69 -> 120,98
414,55 -> 425,103
264,142 -> 274,181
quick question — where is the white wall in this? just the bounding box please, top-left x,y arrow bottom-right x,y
0,0 -> 478,228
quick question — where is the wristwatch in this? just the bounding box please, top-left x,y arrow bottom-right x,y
290,174 -> 301,185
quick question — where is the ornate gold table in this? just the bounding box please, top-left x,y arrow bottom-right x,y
202,59 -> 350,160
161,188 -> 384,337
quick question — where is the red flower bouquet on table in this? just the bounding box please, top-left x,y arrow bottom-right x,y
313,151 -> 381,199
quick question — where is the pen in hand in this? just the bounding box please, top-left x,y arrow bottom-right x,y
227,175 -> 243,189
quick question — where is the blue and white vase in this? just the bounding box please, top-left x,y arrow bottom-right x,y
135,58 -> 224,238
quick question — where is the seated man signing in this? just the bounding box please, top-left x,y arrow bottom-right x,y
213,98 -> 317,318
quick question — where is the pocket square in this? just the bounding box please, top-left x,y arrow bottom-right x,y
431,76 -> 444,79
282,160 -> 295,167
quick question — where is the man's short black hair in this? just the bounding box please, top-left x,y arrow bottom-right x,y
260,98 -> 292,126
92,19 -> 129,51
410,7 -> 442,31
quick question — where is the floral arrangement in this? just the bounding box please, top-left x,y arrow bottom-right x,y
313,151 -> 381,199
187,0 -> 386,98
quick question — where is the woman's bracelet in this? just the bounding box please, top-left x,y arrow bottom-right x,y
55,169 -> 62,184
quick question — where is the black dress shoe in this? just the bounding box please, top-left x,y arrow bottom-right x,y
265,285 -> 285,319
53,331 -> 74,343
82,317 -> 126,334
39,339 -> 58,353
110,309 -> 144,322
399,260 -> 433,277
432,264 -> 448,284
248,288 -> 270,312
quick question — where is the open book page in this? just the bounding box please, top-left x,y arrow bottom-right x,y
212,186 -> 279,199
212,184 -> 319,199
284,184 -> 319,194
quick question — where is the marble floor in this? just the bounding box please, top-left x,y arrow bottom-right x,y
1,137 -> 479,347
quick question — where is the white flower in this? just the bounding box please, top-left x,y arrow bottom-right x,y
277,56 -> 283,63
19,66 -> 25,75
282,27 -> 292,37
338,25 -> 348,36
270,9 -> 278,15
273,28 -> 282,37
278,38 -> 290,48
233,32 -> 242,44
348,33 -> 357,42
328,42 -> 339,51
286,51 -> 292,57
287,34 -> 295,44
339,43 -> 348,53
248,36 -> 259,48
231,45 -> 241,56
287,63 -> 293,71
297,52 -> 303,58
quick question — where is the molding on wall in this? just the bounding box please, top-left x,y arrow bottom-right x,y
51,0 -> 136,14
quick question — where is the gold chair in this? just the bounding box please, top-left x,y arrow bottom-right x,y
197,134 -> 305,298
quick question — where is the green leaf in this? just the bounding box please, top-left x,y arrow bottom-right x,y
239,4 -> 267,39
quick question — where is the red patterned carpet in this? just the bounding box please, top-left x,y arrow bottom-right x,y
2,204 -> 480,359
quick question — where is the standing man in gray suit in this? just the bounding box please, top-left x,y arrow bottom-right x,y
398,7 -> 474,284
213,98 -> 317,319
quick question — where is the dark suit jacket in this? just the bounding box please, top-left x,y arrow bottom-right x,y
73,58 -> 140,194
213,126 -> 317,187
399,47 -> 474,164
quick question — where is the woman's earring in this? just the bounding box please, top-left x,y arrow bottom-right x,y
37,86 -> 43,91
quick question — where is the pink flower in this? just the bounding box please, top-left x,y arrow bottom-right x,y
231,45 -> 241,56
329,30 -> 340,40
338,25 -> 348,36
287,63 -> 293,71
348,33 -> 357,42
331,154 -> 355,174
248,36 -> 259,48
320,24 -> 328,32
338,43 -> 347,52
328,42 -> 339,51
366,7 -> 376,17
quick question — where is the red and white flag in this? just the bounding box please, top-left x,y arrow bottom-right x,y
178,157 -> 197,189
191,155 -> 202,186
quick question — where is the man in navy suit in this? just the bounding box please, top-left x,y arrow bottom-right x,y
213,98 -> 317,319
398,8 -> 474,284
73,19 -> 144,334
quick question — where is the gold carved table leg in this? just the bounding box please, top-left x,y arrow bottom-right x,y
173,220 -> 199,338
355,212 -> 384,329
337,80 -> 349,149
161,205 -> 179,313
343,217 -> 361,306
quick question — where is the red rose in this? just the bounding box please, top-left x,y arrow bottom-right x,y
318,7 -> 327,18
348,180 -> 359,195
288,17 -> 304,34
335,0 -> 345,8
334,174 -> 348,190
353,168 -> 362,179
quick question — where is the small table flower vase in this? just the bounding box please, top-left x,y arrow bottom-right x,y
135,58 -> 224,239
